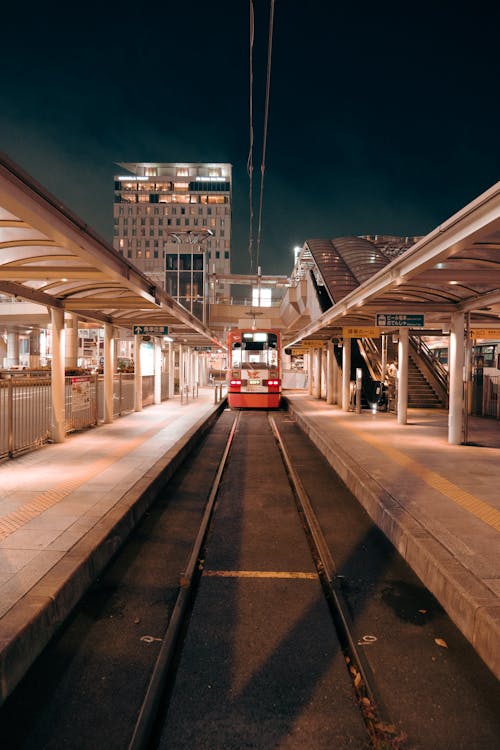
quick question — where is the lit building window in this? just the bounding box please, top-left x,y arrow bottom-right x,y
252,287 -> 271,307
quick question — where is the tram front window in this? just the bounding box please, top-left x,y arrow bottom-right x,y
232,332 -> 279,370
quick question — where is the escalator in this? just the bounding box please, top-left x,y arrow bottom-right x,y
333,335 -> 447,411
333,339 -> 386,410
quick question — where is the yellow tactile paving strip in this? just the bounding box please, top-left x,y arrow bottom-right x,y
0,414 -> 175,542
204,570 -> 318,579
345,424 -> 500,533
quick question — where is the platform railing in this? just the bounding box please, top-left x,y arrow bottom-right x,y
0,375 -> 52,459
0,371 -> 166,461
483,375 -> 500,419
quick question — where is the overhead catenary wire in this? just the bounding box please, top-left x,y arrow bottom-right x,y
247,0 -> 255,273
255,0 -> 275,272
248,0 -> 276,274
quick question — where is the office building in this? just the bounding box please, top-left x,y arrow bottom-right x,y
113,162 -> 232,320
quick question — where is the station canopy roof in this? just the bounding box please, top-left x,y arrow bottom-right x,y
288,182 -> 500,345
0,153 -> 223,348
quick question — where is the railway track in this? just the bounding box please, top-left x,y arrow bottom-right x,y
1,410 -> 499,749
131,410 -> 402,749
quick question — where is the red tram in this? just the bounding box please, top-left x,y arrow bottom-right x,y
227,328 -> 282,408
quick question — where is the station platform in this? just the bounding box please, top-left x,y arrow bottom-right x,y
0,388 -> 225,704
0,389 -> 499,707
284,392 -> 500,681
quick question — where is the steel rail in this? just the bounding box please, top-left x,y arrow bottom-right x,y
128,411 -> 240,750
268,413 -> 396,745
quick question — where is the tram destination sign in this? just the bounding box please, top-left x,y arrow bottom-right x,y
375,314 -> 425,327
133,325 -> 169,335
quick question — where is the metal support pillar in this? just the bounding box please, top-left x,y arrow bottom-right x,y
449,312 -> 465,445
50,308 -> 66,443
342,338 -> 351,411
65,314 -> 79,369
168,342 -> 175,398
154,339 -> 162,404
179,344 -> 185,400
104,323 -> 114,424
312,348 -> 321,398
326,341 -> 334,404
321,347 -> 327,399
134,334 -> 143,411
397,328 -> 409,425
6,332 -> 20,369
381,333 -> 387,384
29,328 -> 41,369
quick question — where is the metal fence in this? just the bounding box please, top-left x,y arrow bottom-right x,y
0,375 -> 52,459
142,375 -> 154,407
0,372 -> 166,461
483,375 -> 500,419
95,374 -> 136,422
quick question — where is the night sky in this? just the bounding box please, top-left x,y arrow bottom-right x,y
1,1 -> 499,275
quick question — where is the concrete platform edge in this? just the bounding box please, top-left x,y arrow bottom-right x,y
0,399 -> 227,705
284,398 -> 500,681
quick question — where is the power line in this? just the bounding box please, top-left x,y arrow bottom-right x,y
247,0 -> 255,273
255,0 -> 275,272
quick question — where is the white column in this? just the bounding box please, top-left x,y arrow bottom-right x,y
326,341 -> 334,404
449,312 -> 465,445
29,328 -> 41,369
168,342 -> 175,398
397,328 -> 409,425
154,339 -> 162,404
50,308 -> 66,443
312,349 -> 321,398
179,344 -> 185,396
308,352 -> 313,395
381,334 -> 387,384
104,323 -> 114,424
7,332 -> 20,368
65,314 -> 79,369
134,334 -> 143,411
194,350 -> 200,389
321,347 -> 327,399
333,346 -> 341,404
342,338 -> 351,411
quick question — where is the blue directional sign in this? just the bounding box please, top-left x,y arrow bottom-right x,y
376,314 -> 425,327
133,325 -> 169,335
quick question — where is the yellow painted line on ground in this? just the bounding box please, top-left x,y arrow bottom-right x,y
345,427 -> 500,532
0,413 -> 177,542
203,570 -> 318,580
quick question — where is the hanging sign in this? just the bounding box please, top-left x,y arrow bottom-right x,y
469,328 -> 500,339
297,340 -> 325,348
343,326 -> 380,338
376,314 -> 425,327
133,325 -> 169,335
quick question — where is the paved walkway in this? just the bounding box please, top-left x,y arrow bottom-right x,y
284,392 -> 500,681
0,389 -> 498,705
0,388 -> 225,704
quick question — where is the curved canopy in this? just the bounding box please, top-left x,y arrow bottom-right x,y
0,153 -> 222,347
288,185 -> 500,344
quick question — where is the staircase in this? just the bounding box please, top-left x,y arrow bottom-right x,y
407,358 -> 442,408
